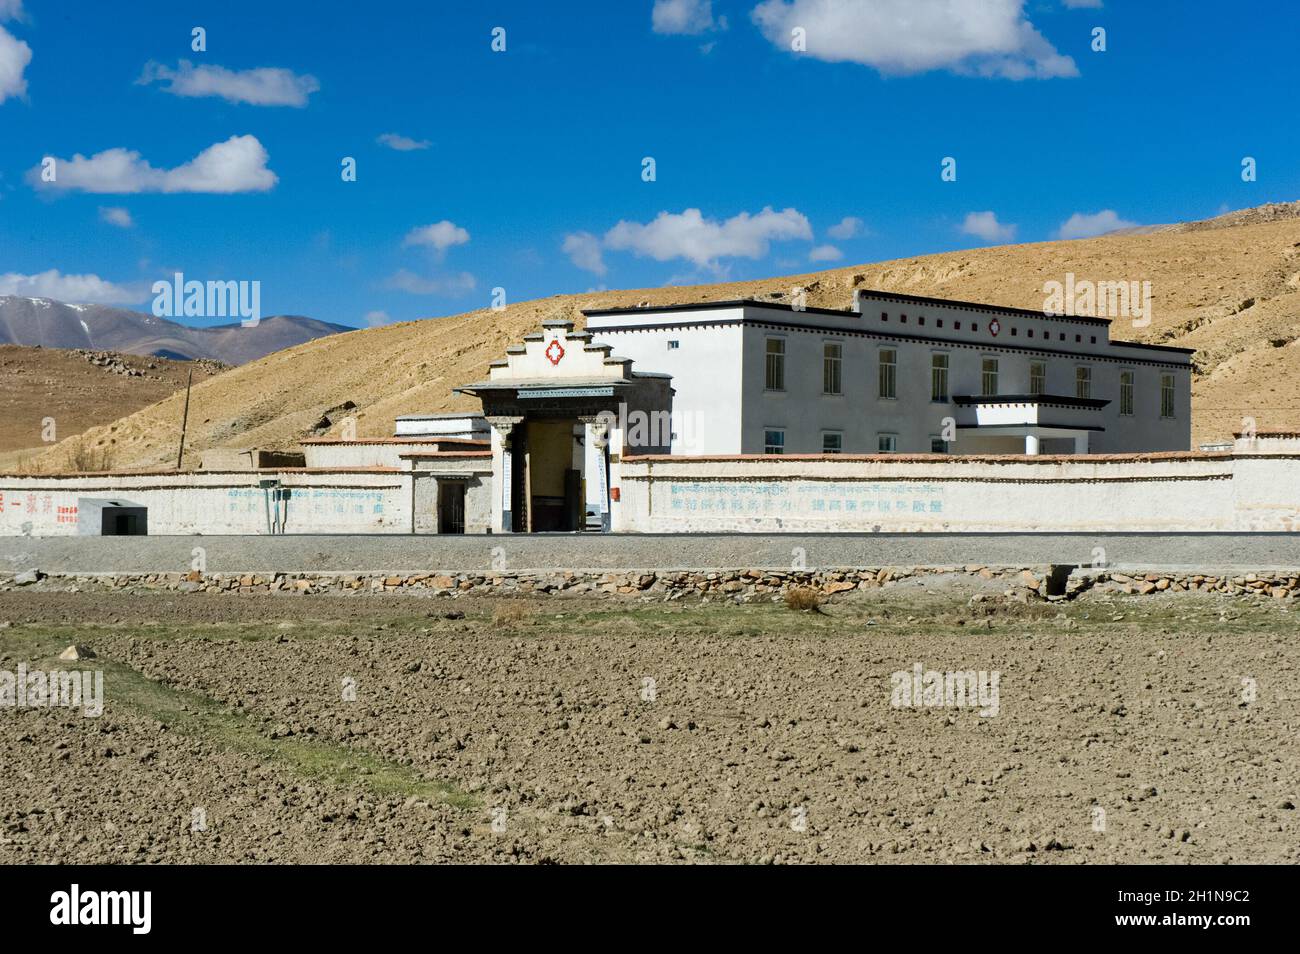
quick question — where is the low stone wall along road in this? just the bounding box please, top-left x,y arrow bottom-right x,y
3,532 -> 1300,575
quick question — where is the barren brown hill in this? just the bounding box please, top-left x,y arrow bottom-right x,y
22,202 -> 1300,473
0,346 -> 225,472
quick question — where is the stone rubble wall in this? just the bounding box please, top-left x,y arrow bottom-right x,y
3,565 -> 1297,601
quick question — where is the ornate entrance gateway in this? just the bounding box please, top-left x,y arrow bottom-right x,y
456,320 -> 673,532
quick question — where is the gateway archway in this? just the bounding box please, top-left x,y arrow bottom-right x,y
456,320 -> 672,533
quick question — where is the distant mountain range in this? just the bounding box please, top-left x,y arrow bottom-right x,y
0,296 -> 352,365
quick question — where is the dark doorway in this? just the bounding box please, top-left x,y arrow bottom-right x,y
438,481 -> 466,534
525,418 -> 582,532
102,507 -> 148,535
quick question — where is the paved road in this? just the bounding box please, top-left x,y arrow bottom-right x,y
3,533 -> 1300,574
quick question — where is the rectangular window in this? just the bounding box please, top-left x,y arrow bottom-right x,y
822,432 -> 842,454
764,429 -> 785,454
667,339 -> 680,350
823,341 -> 842,395
878,348 -> 897,399
1160,373 -> 1175,418
1076,365 -> 1092,399
931,353 -> 949,402
981,357 -> 999,397
877,434 -> 898,453
1029,361 -> 1046,395
929,436 -> 948,454
765,337 -> 785,391
1119,370 -> 1134,416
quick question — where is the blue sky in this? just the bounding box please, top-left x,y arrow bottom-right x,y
1,0 -> 1296,328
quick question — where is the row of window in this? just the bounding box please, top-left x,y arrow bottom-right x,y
762,429 -> 948,455
765,338 -> 1176,417
877,310 -> 1099,344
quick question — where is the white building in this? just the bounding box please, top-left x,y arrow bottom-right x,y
0,293 -> 1216,539
583,292 -> 1194,456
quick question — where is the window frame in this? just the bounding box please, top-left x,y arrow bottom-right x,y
1119,369 -> 1135,417
878,347 -> 897,400
764,336 -> 786,392
981,356 -> 999,397
763,428 -> 786,455
1159,373 -> 1176,419
1075,364 -> 1092,400
1029,360 -> 1047,395
822,340 -> 843,396
930,351 -> 950,403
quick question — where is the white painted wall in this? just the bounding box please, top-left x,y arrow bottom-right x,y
394,414 -> 488,439
586,300 -> 1192,456
304,441 -> 490,470
611,453 -> 1300,533
0,471 -> 412,536
583,308 -> 746,454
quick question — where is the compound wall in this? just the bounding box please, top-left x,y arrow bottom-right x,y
611,451 -> 1300,534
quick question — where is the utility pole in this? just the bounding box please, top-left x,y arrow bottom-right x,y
176,367 -> 193,470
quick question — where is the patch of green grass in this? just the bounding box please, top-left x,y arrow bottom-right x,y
0,627 -> 477,811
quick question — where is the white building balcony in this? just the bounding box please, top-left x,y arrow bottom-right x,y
952,394 -> 1109,454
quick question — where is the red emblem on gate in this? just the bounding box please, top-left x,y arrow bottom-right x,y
989,318 -> 1001,337
545,339 -> 565,365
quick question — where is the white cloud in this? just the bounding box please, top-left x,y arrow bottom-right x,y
383,269 -> 476,296
751,0 -> 1077,79
1054,209 -> 1138,239
98,206 -> 133,228
402,220 -> 470,256
0,269 -> 145,304
30,135 -> 278,194
0,1 -> 24,21
604,206 -> 812,270
826,215 -> 864,239
377,132 -> 431,151
960,210 -> 1017,242
138,60 -> 319,107
809,244 -> 843,262
562,231 -> 607,276
364,310 -> 391,327
0,23 -> 31,103
653,0 -> 716,35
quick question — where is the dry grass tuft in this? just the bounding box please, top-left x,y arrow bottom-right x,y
784,586 -> 822,612
491,603 -> 531,627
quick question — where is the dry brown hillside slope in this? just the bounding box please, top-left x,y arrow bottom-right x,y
0,347 -> 225,472
24,201 -> 1300,474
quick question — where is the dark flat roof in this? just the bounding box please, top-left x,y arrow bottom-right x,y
953,394 -> 1111,409
1108,339 -> 1198,355
852,289 -> 1112,326
583,292 -> 1119,327
590,314 -> 1194,369
584,298 -> 856,319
